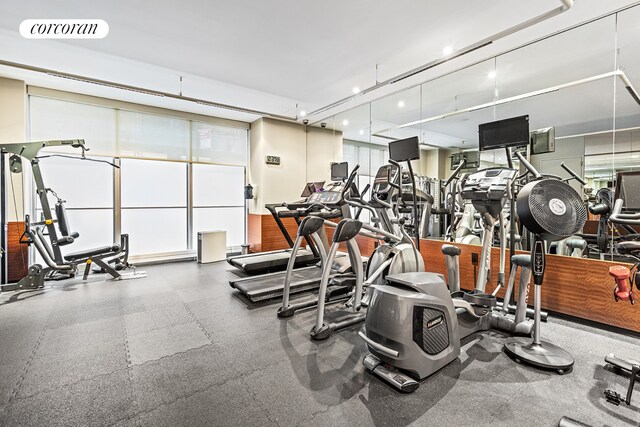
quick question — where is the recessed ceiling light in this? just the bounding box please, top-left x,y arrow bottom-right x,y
397,100 -> 405,108
487,71 -> 497,79
442,46 -> 453,55
359,129 -> 364,135
299,110 -> 306,117
352,87 -> 361,94
342,119 -> 349,126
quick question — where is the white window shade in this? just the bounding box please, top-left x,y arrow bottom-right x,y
120,159 -> 187,208
29,97 -> 117,156
121,208 -> 188,255
118,110 -> 190,161
193,207 -> 244,248
192,122 -> 247,166
34,209 -> 114,264
193,164 -> 244,207
37,155 -> 114,209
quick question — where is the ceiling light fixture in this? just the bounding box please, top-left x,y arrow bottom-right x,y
359,129 -> 364,135
299,110 -> 306,117
442,46 -> 453,56
352,87 -> 361,94
487,71 -> 497,79
342,119 -> 349,126
397,100 -> 405,108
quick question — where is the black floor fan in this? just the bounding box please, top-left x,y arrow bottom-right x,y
504,152 -> 587,374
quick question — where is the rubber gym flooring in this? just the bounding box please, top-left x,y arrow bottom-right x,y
0,260 -> 638,427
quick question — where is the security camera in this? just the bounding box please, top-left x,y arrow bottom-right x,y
321,122 -> 327,128
302,119 -> 309,125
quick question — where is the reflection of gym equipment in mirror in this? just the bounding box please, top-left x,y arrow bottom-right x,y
601,171 -> 640,406
0,139 -> 146,293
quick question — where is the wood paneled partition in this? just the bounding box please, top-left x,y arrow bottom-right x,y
417,239 -> 639,333
247,214 -> 639,332
7,221 -> 29,282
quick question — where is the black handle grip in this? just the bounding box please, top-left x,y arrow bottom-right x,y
445,159 -> 466,187
561,162 -> 586,185
514,151 -> 541,179
341,164 -> 360,199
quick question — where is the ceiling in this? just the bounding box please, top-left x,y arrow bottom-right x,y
0,0 -> 638,125
324,5 -> 640,149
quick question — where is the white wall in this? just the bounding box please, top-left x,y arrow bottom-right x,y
0,77 -> 26,222
305,127 -> 343,184
248,119 -> 343,215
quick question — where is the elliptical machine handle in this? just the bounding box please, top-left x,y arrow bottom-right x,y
341,164 -> 360,199
610,199 -> 640,225
561,162 -> 586,186
514,151 -> 542,180
444,159 -> 467,188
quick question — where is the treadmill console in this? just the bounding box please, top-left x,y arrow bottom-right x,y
461,168 -> 516,216
307,189 -> 342,205
461,168 -> 516,201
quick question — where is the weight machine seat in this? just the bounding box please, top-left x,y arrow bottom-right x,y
616,241 -> 640,256
64,244 -> 121,262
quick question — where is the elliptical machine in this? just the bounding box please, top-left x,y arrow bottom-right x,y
309,137 -> 425,341
358,168 -> 526,391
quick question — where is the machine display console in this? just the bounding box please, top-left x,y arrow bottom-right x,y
461,168 -> 517,202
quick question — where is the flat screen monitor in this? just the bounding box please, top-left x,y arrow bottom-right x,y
330,162 -> 349,181
479,115 -> 529,151
530,127 -> 555,155
450,151 -> 480,170
389,136 -> 420,162
300,181 -> 325,198
614,171 -> 640,212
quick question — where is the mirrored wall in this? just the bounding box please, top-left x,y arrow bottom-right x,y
306,4 -> 640,260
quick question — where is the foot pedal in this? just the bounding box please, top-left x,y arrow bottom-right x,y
604,389 -> 621,406
363,354 -> 419,393
462,289 -> 497,308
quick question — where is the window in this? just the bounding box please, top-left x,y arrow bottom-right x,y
28,94 -> 249,260
120,159 -> 188,255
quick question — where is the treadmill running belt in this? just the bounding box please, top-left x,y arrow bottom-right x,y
227,249 -> 316,274
231,267 -> 322,303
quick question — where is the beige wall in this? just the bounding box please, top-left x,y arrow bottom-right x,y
248,118 -> 343,215
305,127 -> 342,184
0,77 -> 26,221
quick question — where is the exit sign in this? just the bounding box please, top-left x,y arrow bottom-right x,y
266,155 -> 281,165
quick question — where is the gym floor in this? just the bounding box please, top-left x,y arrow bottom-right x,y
0,261 -> 638,427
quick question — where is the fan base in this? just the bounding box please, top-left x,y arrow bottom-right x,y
504,337 -> 574,374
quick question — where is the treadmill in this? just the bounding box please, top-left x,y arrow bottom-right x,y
226,181 -> 326,275
230,162 -> 359,303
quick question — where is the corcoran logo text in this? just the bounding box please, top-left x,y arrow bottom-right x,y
19,19 -> 109,39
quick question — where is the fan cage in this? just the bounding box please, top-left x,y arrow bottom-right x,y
527,180 -> 586,238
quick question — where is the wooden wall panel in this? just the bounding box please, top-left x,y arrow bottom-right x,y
247,214 -> 639,332
7,221 -> 28,282
247,214 -> 263,253
418,239 -> 639,333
